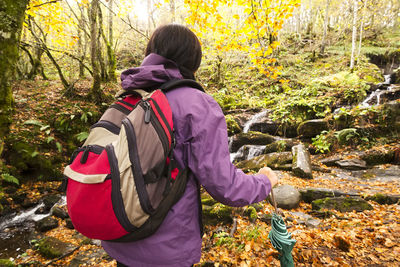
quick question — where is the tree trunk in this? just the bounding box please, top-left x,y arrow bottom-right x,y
350,0 -> 358,70
89,0 -> 103,102
320,0 -> 331,54
107,0 -> 117,82
0,0 -> 29,143
78,16 -> 85,78
357,0 -> 367,65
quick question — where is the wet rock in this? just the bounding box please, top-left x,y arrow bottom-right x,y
51,206 -> 69,219
297,119 -> 329,138
292,144 -> 313,179
231,145 -> 266,162
271,185 -> 301,210
235,152 -> 292,172
365,193 -> 400,205
37,236 -> 75,259
336,158 -> 367,170
36,216 -> 59,232
320,156 -> 342,167
359,149 -> 395,166
229,132 -> 276,153
21,199 -> 38,209
43,194 -> 61,210
311,197 -> 372,212
35,206 -> 49,214
202,203 -> 233,225
65,218 -> 75,229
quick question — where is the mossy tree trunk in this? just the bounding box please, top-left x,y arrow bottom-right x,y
0,0 -> 29,148
89,0 -> 103,103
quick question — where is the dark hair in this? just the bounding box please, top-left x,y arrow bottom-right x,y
145,24 -> 202,80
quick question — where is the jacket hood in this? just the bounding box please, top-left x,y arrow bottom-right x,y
120,53 -> 183,91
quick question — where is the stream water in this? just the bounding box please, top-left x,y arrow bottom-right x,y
0,196 -> 66,259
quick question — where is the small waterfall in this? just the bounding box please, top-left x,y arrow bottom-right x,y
230,145 -> 265,162
243,110 -> 268,133
0,196 -> 66,231
361,74 -> 397,107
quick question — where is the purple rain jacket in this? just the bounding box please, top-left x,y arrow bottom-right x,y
101,53 -> 272,267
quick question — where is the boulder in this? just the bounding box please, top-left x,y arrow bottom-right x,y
37,236 -> 75,259
359,149 -> 395,166
300,188 -> 336,203
365,193 -> 400,205
311,197 -> 372,212
229,132 -> 276,153
297,119 -> 329,138
292,144 -> 313,179
336,158 -> 367,170
270,185 -> 301,210
36,216 -> 59,232
235,152 -> 292,172
51,206 -> 69,219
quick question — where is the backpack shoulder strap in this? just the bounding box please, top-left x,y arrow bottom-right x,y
160,79 -> 205,92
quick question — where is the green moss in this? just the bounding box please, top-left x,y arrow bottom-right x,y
201,197 -> 218,206
365,193 -> 399,205
311,197 -> 372,212
225,114 -> 241,136
244,206 -> 258,222
37,237 -> 65,259
0,259 -> 15,267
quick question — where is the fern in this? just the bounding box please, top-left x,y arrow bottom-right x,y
2,173 -> 19,185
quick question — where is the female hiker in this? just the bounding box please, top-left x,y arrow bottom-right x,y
101,24 -> 279,267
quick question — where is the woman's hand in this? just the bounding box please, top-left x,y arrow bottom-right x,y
258,167 -> 278,188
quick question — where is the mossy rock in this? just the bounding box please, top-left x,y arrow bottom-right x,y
365,193 -> 400,205
244,206 -> 258,223
37,237 -> 73,259
359,149 -> 395,166
202,203 -> 233,225
250,202 -> 263,212
0,259 -> 15,267
236,152 -> 292,172
225,114 -> 241,136
230,132 -> 276,152
300,188 -> 335,203
311,197 -> 372,212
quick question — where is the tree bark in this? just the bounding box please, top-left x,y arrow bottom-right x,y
89,0 -> 103,102
0,0 -> 29,142
350,0 -> 358,70
320,0 -> 331,54
357,0 -> 366,65
107,0 -> 117,82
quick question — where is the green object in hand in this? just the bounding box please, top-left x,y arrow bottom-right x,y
268,213 -> 296,267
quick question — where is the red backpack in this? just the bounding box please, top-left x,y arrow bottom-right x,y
63,80 -> 203,242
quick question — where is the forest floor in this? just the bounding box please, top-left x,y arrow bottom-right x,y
2,42 -> 400,266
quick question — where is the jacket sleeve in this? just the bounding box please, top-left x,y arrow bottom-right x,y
186,93 -> 272,207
